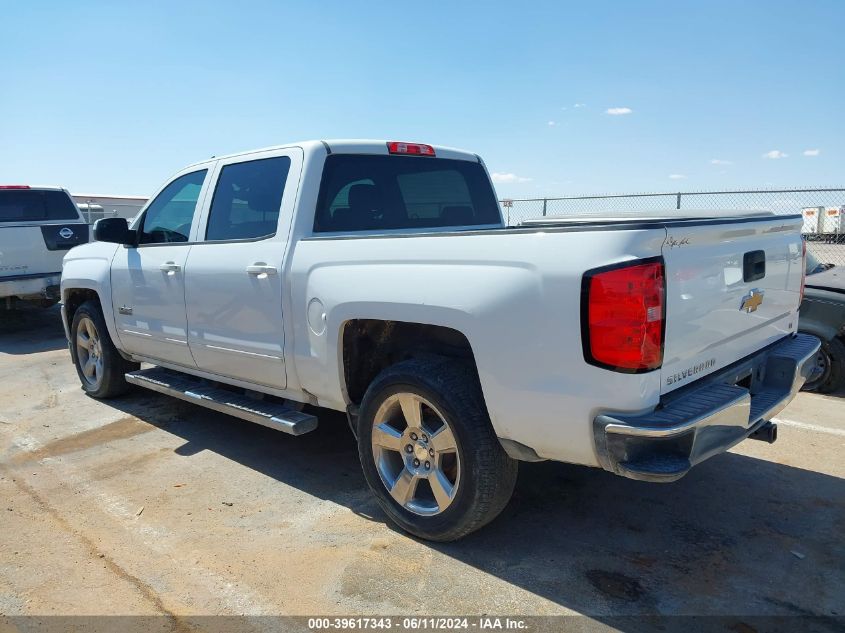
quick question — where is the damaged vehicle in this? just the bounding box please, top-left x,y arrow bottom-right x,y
61,140 -> 818,541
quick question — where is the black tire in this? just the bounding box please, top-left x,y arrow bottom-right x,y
70,300 -> 139,398
357,357 -> 518,542
802,336 -> 845,394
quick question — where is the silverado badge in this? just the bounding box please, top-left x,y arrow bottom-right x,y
740,288 -> 764,313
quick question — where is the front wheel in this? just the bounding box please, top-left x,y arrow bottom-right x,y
357,357 -> 518,541
71,300 -> 138,398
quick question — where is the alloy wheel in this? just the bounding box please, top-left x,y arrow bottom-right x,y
371,393 -> 461,516
76,316 -> 104,390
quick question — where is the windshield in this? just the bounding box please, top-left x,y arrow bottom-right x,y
0,190 -> 80,223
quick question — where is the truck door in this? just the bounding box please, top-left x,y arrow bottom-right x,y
111,168 -> 211,367
184,148 -> 302,389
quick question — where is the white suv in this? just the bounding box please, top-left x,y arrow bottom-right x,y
1,185 -> 88,308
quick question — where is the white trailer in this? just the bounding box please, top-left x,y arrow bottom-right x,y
802,206 -> 822,236
803,206 -> 845,242
71,194 -> 147,225
821,206 -> 845,241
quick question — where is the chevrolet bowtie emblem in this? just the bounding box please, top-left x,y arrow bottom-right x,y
740,289 -> 764,313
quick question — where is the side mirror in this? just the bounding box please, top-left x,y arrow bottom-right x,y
93,217 -> 135,245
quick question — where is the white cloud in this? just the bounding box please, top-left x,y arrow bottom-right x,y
491,172 -> 532,184
573,103 -> 586,108
763,150 -> 788,159
803,149 -> 820,157
669,174 -> 687,180
606,107 -> 632,115
547,120 -> 558,127
710,159 -> 732,165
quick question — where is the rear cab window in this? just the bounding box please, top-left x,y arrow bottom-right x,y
314,155 -> 500,233
0,189 -> 80,223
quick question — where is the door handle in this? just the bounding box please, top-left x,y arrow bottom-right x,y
160,261 -> 181,275
246,264 -> 277,276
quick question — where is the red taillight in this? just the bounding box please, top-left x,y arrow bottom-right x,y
0,185 -> 30,189
387,141 -> 435,156
800,238 -> 807,304
583,260 -> 665,372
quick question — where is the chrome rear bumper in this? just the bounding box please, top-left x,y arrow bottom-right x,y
593,333 -> 820,482
0,273 -> 60,300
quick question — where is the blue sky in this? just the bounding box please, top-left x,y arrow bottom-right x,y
1,1 -> 842,200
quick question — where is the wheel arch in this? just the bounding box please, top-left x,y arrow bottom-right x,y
61,282 -> 126,361
63,288 -> 105,363
339,318 -> 480,406
64,287 -> 101,324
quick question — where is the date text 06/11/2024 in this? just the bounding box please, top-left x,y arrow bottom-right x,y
306,617 -> 528,630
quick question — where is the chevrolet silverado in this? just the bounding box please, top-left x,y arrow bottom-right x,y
61,140 -> 818,541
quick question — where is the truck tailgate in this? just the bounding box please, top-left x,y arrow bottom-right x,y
0,224 -> 88,279
1,188 -> 89,280
660,214 -> 803,394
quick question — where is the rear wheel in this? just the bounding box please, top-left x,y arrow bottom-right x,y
802,335 -> 845,394
357,357 -> 517,541
71,301 -> 138,398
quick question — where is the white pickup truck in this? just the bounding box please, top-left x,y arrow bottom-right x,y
61,140 -> 818,541
1,186 -> 89,308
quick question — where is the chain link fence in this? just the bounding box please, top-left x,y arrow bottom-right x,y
500,187 -> 845,265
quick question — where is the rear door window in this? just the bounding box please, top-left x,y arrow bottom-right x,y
314,155 -> 500,232
0,190 -> 80,223
205,156 -> 291,241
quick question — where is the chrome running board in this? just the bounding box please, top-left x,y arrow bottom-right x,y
125,367 -> 318,436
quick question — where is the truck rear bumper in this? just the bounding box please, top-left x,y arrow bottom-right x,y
0,272 -> 61,301
593,333 -> 820,482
